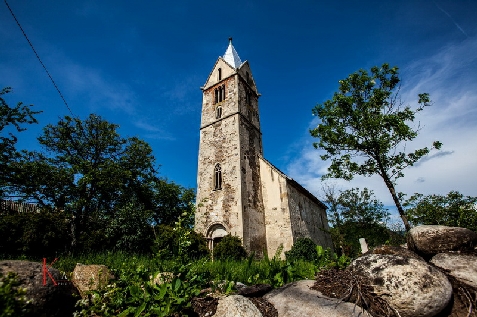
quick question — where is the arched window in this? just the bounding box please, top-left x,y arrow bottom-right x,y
218,68 -> 222,81
216,105 -> 222,119
214,163 -> 222,190
214,85 -> 226,104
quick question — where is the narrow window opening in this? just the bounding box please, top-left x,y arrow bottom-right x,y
216,106 -> 222,119
214,164 -> 222,190
218,68 -> 222,81
214,89 -> 218,104
246,71 -> 250,83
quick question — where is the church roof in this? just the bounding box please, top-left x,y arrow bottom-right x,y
223,38 -> 242,69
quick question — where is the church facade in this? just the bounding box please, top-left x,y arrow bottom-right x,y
195,39 -> 333,257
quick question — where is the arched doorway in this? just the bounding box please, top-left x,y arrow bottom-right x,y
207,223 -> 227,251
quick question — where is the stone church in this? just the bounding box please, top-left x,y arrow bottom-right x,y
195,39 -> 333,257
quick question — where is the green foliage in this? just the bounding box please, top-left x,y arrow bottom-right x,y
152,225 -> 209,261
405,191 -> 477,232
105,200 -> 155,253
321,184 -> 397,257
212,235 -> 247,261
0,272 -> 30,317
75,261 -> 203,317
310,64 -> 442,230
8,114 -> 158,252
151,179 -> 195,227
2,112 -> 197,256
0,87 -> 41,199
0,209 -> 70,257
285,238 -> 318,262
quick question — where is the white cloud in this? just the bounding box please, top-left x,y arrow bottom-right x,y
286,36 -> 477,207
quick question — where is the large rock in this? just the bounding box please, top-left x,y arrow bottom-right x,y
72,263 -> 113,297
430,253 -> 477,288
264,280 -> 368,317
407,225 -> 477,256
369,245 -> 424,261
214,295 -> 262,317
351,254 -> 452,317
0,260 -> 79,317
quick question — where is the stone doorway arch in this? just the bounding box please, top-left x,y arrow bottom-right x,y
206,223 -> 228,252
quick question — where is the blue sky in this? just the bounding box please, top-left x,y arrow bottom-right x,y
2,1 -> 476,223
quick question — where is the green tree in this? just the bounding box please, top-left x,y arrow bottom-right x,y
11,114 -> 158,251
151,179 -> 195,226
321,185 -> 394,257
404,191 -> 477,232
0,87 -> 41,199
311,64 -> 442,231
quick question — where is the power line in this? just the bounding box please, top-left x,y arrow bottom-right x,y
4,0 -> 75,117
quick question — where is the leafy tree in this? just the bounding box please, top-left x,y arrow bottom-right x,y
311,64 -> 442,231
104,199 -> 155,253
10,114 -> 158,251
151,179 -> 195,226
320,184 -> 396,257
404,191 -> 477,232
0,208 -> 70,257
0,87 -> 41,199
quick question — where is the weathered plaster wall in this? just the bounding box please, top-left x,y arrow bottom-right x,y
259,159 -> 294,258
286,181 -> 333,249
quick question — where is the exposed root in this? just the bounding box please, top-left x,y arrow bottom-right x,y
313,269 -> 399,317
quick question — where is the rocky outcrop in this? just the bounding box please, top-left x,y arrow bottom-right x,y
350,254 -> 452,317
214,295 -> 262,317
264,280 -> 369,317
72,263 -> 113,297
430,253 -> 477,288
407,225 -> 477,257
0,260 -> 79,317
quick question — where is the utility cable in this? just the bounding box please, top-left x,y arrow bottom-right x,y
4,0 -> 75,117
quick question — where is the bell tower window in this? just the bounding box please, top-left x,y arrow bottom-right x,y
218,68 -> 222,81
214,163 -> 222,190
214,84 -> 226,104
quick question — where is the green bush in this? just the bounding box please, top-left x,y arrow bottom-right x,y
0,272 -> 30,317
152,225 -> 209,260
285,238 -> 317,262
212,235 -> 247,261
0,210 -> 70,257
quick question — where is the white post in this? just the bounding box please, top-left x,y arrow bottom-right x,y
359,238 -> 368,254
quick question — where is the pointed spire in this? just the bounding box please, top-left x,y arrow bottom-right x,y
223,37 -> 242,68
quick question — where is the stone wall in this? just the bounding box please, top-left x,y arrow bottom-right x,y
286,180 -> 333,249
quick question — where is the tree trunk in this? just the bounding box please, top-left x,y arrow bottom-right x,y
381,173 -> 411,231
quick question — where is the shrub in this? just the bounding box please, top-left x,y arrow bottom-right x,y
0,272 -> 30,317
285,238 -> 317,262
152,224 -> 209,260
212,235 -> 247,261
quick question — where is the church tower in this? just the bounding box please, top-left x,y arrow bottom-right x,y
195,39 -> 267,254
196,39 -> 333,257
